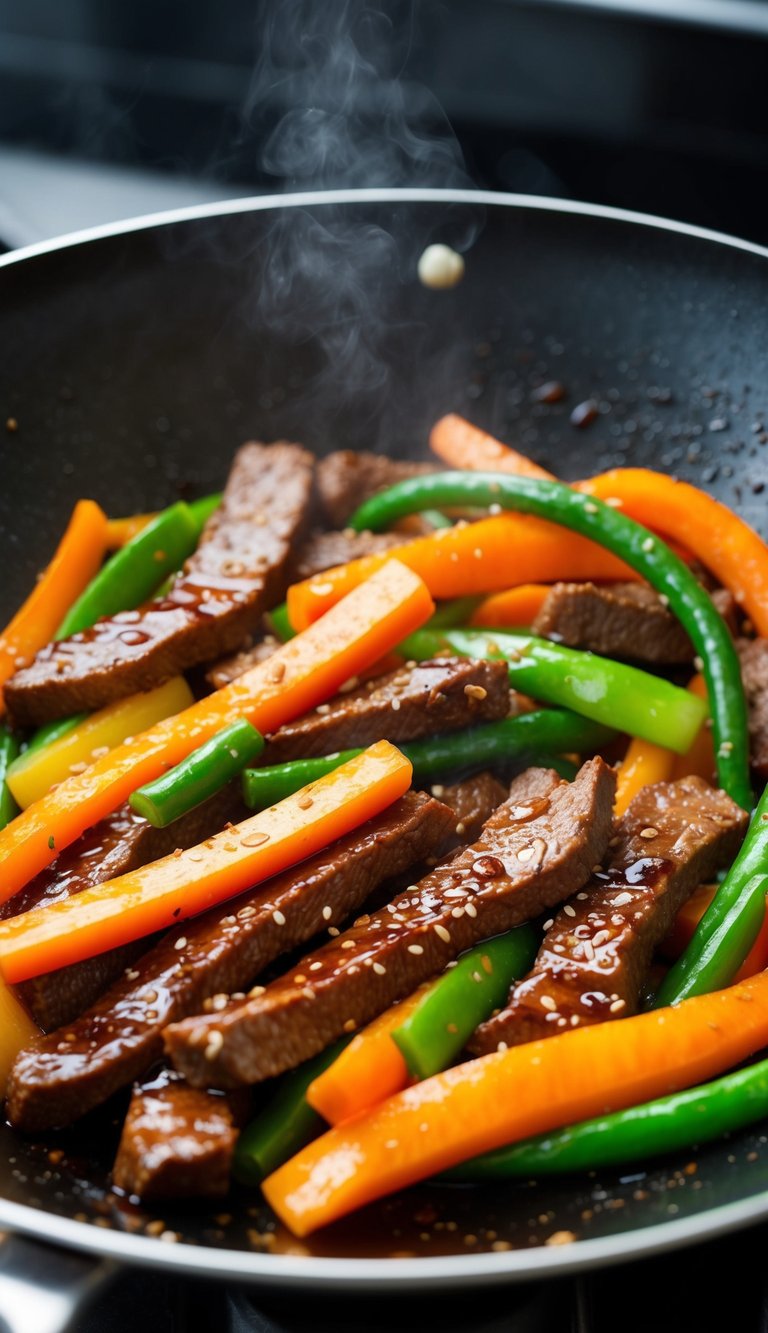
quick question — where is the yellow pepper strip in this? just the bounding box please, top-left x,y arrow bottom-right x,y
105,512 -> 156,549
7,677 -> 194,810
614,737 -> 676,817
0,978 -> 39,1097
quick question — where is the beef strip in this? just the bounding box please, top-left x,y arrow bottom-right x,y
165,758 -> 616,1089
205,635 -> 281,691
290,528 -> 404,582
316,451 -> 435,528
738,637 -> 768,779
112,1070 -> 249,1199
433,772 -> 510,856
531,582 -> 738,664
4,785 -> 246,1033
262,658 -> 510,764
5,442 -> 314,726
7,792 -> 453,1131
470,776 -> 747,1055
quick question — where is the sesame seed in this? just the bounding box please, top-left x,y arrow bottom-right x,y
328,926 -> 340,936
584,501 -> 598,514
272,909 -> 286,926
455,822 -> 466,835
434,924 -> 451,943
341,939 -> 356,949
293,974 -> 306,985
612,892 -> 633,907
431,784 -> 445,797
391,698 -> 401,712
592,929 -> 610,947
641,536 -> 654,552
639,826 -> 658,840
517,846 -> 534,862
269,661 -> 286,683
610,998 -> 626,1012
496,1040 -> 508,1052
241,831 -> 269,848
302,987 -> 316,1000
581,940 -> 595,962
316,703 -> 331,714
563,904 -> 577,918
343,1019 -> 356,1032
407,944 -> 424,955
174,937 -> 187,950
297,795 -> 313,810
209,993 -> 229,1012
204,1031 -> 223,1060
543,918 -> 554,930
540,995 -> 557,1011
576,892 -> 588,900
373,961 -> 387,975
249,985 -> 266,997
465,902 -> 478,918
451,906 -> 464,918
464,684 -> 488,701
321,905 -> 333,922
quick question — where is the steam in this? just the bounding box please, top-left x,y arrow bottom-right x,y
236,0 -> 479,438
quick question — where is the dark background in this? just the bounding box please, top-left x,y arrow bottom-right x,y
1,0 -> 768,248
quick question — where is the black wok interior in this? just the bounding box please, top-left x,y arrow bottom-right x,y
2,192 -> 768,1268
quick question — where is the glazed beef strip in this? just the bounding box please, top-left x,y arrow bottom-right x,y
7,792 -> 453,1132
113,1070 -> 248,1199
261,658 -> 510,765
5,785 -> 246,1032
738,637 -> 768,779
112,1070 -> 249,1200
432,772 -> 510,856
5,442 -> 314,726
316,451 -> 435,528
165,757 -> 616,1090
470,776 -> 747,1055
205,634 -> 281,691
531,582 -> 737,664
290,528 -> 404,581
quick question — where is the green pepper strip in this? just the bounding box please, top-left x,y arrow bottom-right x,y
57,500 -> 200,639
233,1039 -> 349,1185
392,927 -> 538,1081
445,1055 -> 768,1180
242,710 -> 614,810
350,471 -> 750,808
130,719 -> 264,828
187,492 -> 222,533
267,602 -> 296,643
402,627 -> 705,755
0,726 -> 20,832
655,780 -> 768,1005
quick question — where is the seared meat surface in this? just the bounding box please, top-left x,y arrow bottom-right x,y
6,443 -> 314,725
164,758 -> 616,1089
471,776 -> 747,1054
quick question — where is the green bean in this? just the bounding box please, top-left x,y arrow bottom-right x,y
0,726 -> 20,831
350,471 -> 750,808
392,927 -> 538,1081
130,719 -> 264,827
401,627 -> 705,754
242,710 -> 613,810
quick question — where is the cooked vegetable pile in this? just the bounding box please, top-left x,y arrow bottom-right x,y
0,419 -> 767,1242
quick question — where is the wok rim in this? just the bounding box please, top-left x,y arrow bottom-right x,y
1,185 -> 768,269
2,184 -> 768,1286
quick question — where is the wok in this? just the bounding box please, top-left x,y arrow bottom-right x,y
1,187 -> 768,1327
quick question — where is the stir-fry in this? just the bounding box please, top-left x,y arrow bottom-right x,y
0,417 -> 767,1241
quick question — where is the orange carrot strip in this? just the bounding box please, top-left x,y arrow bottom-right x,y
0,741 -> 412,983
583,470 -> 768,637
469,584 -> 550,629
105,512 -> 155,549
264,970 -> 768,1235
287,516 -> 636,631
671,674 -> 715,782
430,414 -> 555,480
614,738 -> 676,818
307,984 -> 431,1125
0,560 -> 433,903
661,882 -> 768,983
0,500 -> 108,714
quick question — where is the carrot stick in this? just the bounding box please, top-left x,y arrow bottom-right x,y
263,969 -> 768,1236
661,882 -> 768,983
430,414 -> 555,480
307,985 -> 431,1125
671,674 -> 715,782
0,741 -> 412,983
287,516 -> 636,631
0,560 -> 433,903
0,500 -> 108,714
614,737 -> 676,817
469,584 -> 550,629
583,470 -> 768,638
